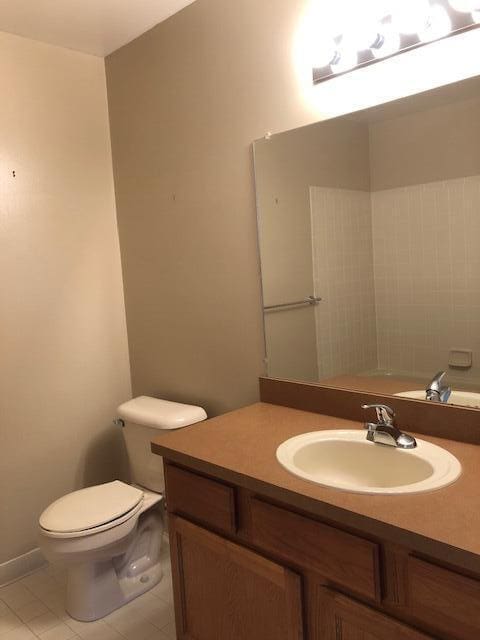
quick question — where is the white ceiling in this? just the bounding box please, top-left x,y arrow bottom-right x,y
0,0 -> 196,57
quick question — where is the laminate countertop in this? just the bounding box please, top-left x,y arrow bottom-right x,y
151,402 -> 480,573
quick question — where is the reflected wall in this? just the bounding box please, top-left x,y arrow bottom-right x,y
255,78 -> 480,401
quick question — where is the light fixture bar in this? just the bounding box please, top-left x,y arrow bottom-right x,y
313,0 -> 480,84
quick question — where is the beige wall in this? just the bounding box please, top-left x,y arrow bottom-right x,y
255,119 -> 370,381
0,32 -> 131,565
105,0 -> 480,415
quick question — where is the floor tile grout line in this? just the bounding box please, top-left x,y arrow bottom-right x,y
1,558 -> 175,640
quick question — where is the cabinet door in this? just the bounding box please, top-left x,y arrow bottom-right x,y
320,590 -> 433,640
406,556 -> 480,639
169,515 -> 304,640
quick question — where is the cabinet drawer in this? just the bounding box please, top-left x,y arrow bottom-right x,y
250,498 -> 380,601
164,464 -> 237,535
407,556 -> 480,640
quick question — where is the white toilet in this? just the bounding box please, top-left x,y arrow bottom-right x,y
38,396 -> 207,622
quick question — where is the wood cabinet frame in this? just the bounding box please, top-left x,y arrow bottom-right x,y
164,460 -> 480,640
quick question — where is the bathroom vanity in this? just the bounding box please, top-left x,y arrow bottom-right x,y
152,397 -> 480,640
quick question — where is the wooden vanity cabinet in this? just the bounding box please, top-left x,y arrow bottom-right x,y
249,497 -> 381,601
164,461 -> 478,640
164,463 -> 237,535
169,515 -> 304,640
318,590 -> 434,640
405,556 -> 480,639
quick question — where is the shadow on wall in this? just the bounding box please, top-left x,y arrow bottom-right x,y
79,425 -> 131,488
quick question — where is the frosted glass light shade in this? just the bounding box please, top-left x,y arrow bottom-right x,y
418,5 -> 452,41
341,4 -> 384,51
312,40 -> 338,68
370,0 -> 394,20
448,0 -> 480,12
391,0 -> 430,34
372,27 -> 401,58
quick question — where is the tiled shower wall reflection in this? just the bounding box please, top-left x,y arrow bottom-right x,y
372,176 -> 480,385
311,177 -> 480,385
310,187 -> 378,378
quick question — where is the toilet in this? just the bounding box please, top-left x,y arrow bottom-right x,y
38,396 -> 207,622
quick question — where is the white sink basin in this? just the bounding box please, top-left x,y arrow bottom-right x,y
276,430 -> 461,495
395,390 -> 480,409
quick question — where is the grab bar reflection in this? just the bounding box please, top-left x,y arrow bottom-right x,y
263,295 -> 322,311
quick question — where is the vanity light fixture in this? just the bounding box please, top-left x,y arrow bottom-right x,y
312,0 -> 480,83
448,0 -> 480,11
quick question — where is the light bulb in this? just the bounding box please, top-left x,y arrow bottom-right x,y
418,5 -> 452,42
342,27 -> 380,52
299,7 -> 338,69
449,0 -> 480,12
391,0 -> 430,34
341,15 -> 381,51
371,27 -> 401,58
330,49 -> 358,74
339,2 -> 391,52
370,0 -> 395,21
311,39 -> 338,68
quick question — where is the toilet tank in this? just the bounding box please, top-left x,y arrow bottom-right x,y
117,396 -> 207,493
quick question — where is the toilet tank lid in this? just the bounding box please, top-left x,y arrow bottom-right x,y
117,396 -> 207,430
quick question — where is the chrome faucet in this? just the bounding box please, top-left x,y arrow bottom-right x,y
362,404 -> 417,449
426,371 -> 451,403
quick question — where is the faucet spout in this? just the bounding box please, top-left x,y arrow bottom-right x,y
362,404 -> 417,449
426,371 -> 452,403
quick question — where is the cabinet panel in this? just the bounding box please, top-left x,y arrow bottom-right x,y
165,463 -> 237,534
407,556 -> 480,640
170,515 -> 304,640
250,497 -> 380,601
320,590 -> 433,640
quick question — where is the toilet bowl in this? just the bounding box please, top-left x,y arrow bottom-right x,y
38,396 -> 207,621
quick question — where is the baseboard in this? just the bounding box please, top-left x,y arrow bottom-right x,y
0,548 -> 47,587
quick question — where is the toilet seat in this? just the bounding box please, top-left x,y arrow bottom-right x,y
40,481 -> 144,539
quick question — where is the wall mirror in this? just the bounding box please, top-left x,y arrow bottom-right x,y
254,76 -> 480,410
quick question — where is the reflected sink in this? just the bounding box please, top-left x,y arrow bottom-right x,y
395,390 -> 480,409
276,430 -> 461,495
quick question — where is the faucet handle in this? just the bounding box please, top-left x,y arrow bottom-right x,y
362,403 -> 395,426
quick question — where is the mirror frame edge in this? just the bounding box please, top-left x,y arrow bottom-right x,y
259,376 -> 480,445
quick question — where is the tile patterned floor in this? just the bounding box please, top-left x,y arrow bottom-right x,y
0,542 -> 175,640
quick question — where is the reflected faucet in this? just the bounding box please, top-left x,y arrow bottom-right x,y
426,371 -> 452,403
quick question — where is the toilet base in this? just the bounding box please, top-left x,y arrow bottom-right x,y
66,558 -> 163,621
65,508 -> 164,621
